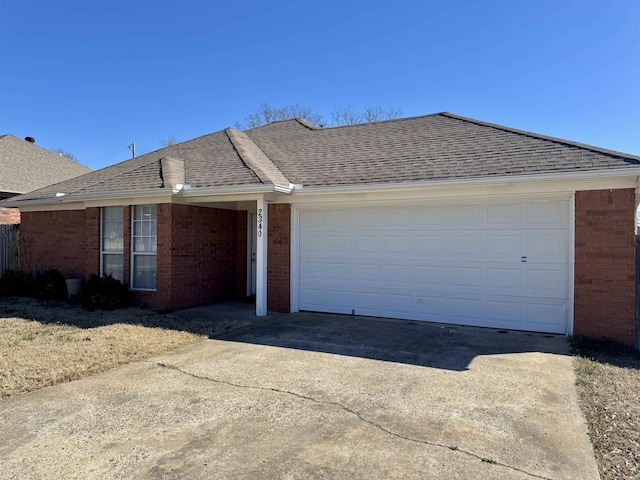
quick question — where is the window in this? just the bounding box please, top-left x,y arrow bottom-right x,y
132,204 -> 157,290
101,207 -> 124,281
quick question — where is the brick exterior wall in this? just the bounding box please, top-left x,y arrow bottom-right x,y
267,203 -> 291,312
236,210 -> 248,298
128,204 -> 246,310
20,209 -> 99,278
21,204 -> 247,311
0,207 -> 20,224
574,188 -> 636,345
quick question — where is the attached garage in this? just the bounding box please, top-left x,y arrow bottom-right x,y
295,198 -> 571,334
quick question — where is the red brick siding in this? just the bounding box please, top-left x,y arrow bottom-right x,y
267,203 -> 291,312
129,204 -> 173,309
236,210 -> 248,297
165,204 -> 241,309
574,189 -> 636,345
0,207 -> 20,224
20,209 -> 97,278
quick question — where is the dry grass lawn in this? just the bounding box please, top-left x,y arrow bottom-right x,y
0,297 -> 250,399
572,336 -> 640,480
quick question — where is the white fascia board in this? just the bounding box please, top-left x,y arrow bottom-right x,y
277,171 -> 640,206
9,184 -> 278,210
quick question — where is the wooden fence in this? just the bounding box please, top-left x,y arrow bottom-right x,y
0,224 -> 19,275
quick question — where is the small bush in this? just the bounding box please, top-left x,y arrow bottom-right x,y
79,274 -> 130,311
0,269 -> 36,297
35,269 -> 68,301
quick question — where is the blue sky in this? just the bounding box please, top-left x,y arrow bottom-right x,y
1,0 -> 638,170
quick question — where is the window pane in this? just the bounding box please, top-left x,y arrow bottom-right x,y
102,207 -> 123,255
103,254 -> 123,282
133,255 -> 156,290
102,221 -> 123,252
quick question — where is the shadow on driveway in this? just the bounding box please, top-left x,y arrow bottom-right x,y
178,302 -> 570,372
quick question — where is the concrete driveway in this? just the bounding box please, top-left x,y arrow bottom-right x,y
0,309 -> 599,480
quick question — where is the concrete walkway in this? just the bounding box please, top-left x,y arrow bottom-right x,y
0,306 -> 599,479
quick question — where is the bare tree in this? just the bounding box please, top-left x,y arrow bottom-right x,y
50,147 -> 79,162
236,103 -> 404,130
159,135 -> 179,147
331,106 -> 404,126
235,103 -> 326,130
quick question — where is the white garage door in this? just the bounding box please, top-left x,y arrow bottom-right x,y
297,199 -> 569,334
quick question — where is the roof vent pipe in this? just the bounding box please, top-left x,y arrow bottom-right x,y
25,137 -> 35,143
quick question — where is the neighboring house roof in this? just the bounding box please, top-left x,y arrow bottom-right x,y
0,134 -> 92,195
5,113 -> 640,204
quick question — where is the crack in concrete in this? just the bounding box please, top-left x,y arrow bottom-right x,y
150,361 -> 553,480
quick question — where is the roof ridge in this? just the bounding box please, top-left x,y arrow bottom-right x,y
440,112 -> 640,161
307,112 -> 447,131
225,128 -> 290,186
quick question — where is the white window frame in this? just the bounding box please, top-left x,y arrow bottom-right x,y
100,206 -> 124,282
130,204 -> 157,291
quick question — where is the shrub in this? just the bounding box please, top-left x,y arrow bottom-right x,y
79,274 -> 130,311
0,269 -> 36,297
35,269 -> 68,301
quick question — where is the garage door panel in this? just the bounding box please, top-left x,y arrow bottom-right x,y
383,293 -> 413,314
485,299 -> 523,322
354,236 -> 380,253
353,208 -> 381,226
326,262 -> 352,280
450,267 -> 483,288
415,295 -> 446,318
299,288 -> 324,309
449,236 -> 482,256
527,201 -> 568,224
300,261 -> 325,280
487,234 -> 522,255
487,203 -> 523,224
301,210 -> 326,227
384,208 -> 412,225
526,267 -> 566,297
327,236 -> 351,253
448,297 -> 484,320
415,235 -> 446,255
352,264 -> 381,283
451,205 -> 483,224
486,267 -> 522,290
527,233 -> 566,258
326,210 -> 352,225
354,292 -> 381,313
383,235 -> 412,254
298,200 -> 569,334
382,264 -> 412,284
326,290 -> 351,310
416,206 -> 446,225
415,266 -> 447,286
526,301 -> 566,332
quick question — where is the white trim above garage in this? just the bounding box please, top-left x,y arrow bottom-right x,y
292,195 -> 573,335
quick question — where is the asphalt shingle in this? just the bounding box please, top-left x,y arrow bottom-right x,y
0,134 -> 92,194
6,112 -> 640,204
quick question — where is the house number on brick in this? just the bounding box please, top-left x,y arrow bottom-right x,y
257,209 -> 263,237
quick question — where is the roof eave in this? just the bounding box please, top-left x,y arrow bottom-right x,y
294,168 -> 640,195
1,184 -> 279,208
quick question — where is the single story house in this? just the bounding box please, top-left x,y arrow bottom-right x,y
3,113 -> 639,346
0,134 -> 92,224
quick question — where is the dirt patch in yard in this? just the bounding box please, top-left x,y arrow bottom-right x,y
572,336 -> 640,480
0,297 -> 250,399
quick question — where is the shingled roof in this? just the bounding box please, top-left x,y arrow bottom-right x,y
6,112 -> 640,204
246,112 -> 640,186
0,134 -> 92,194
